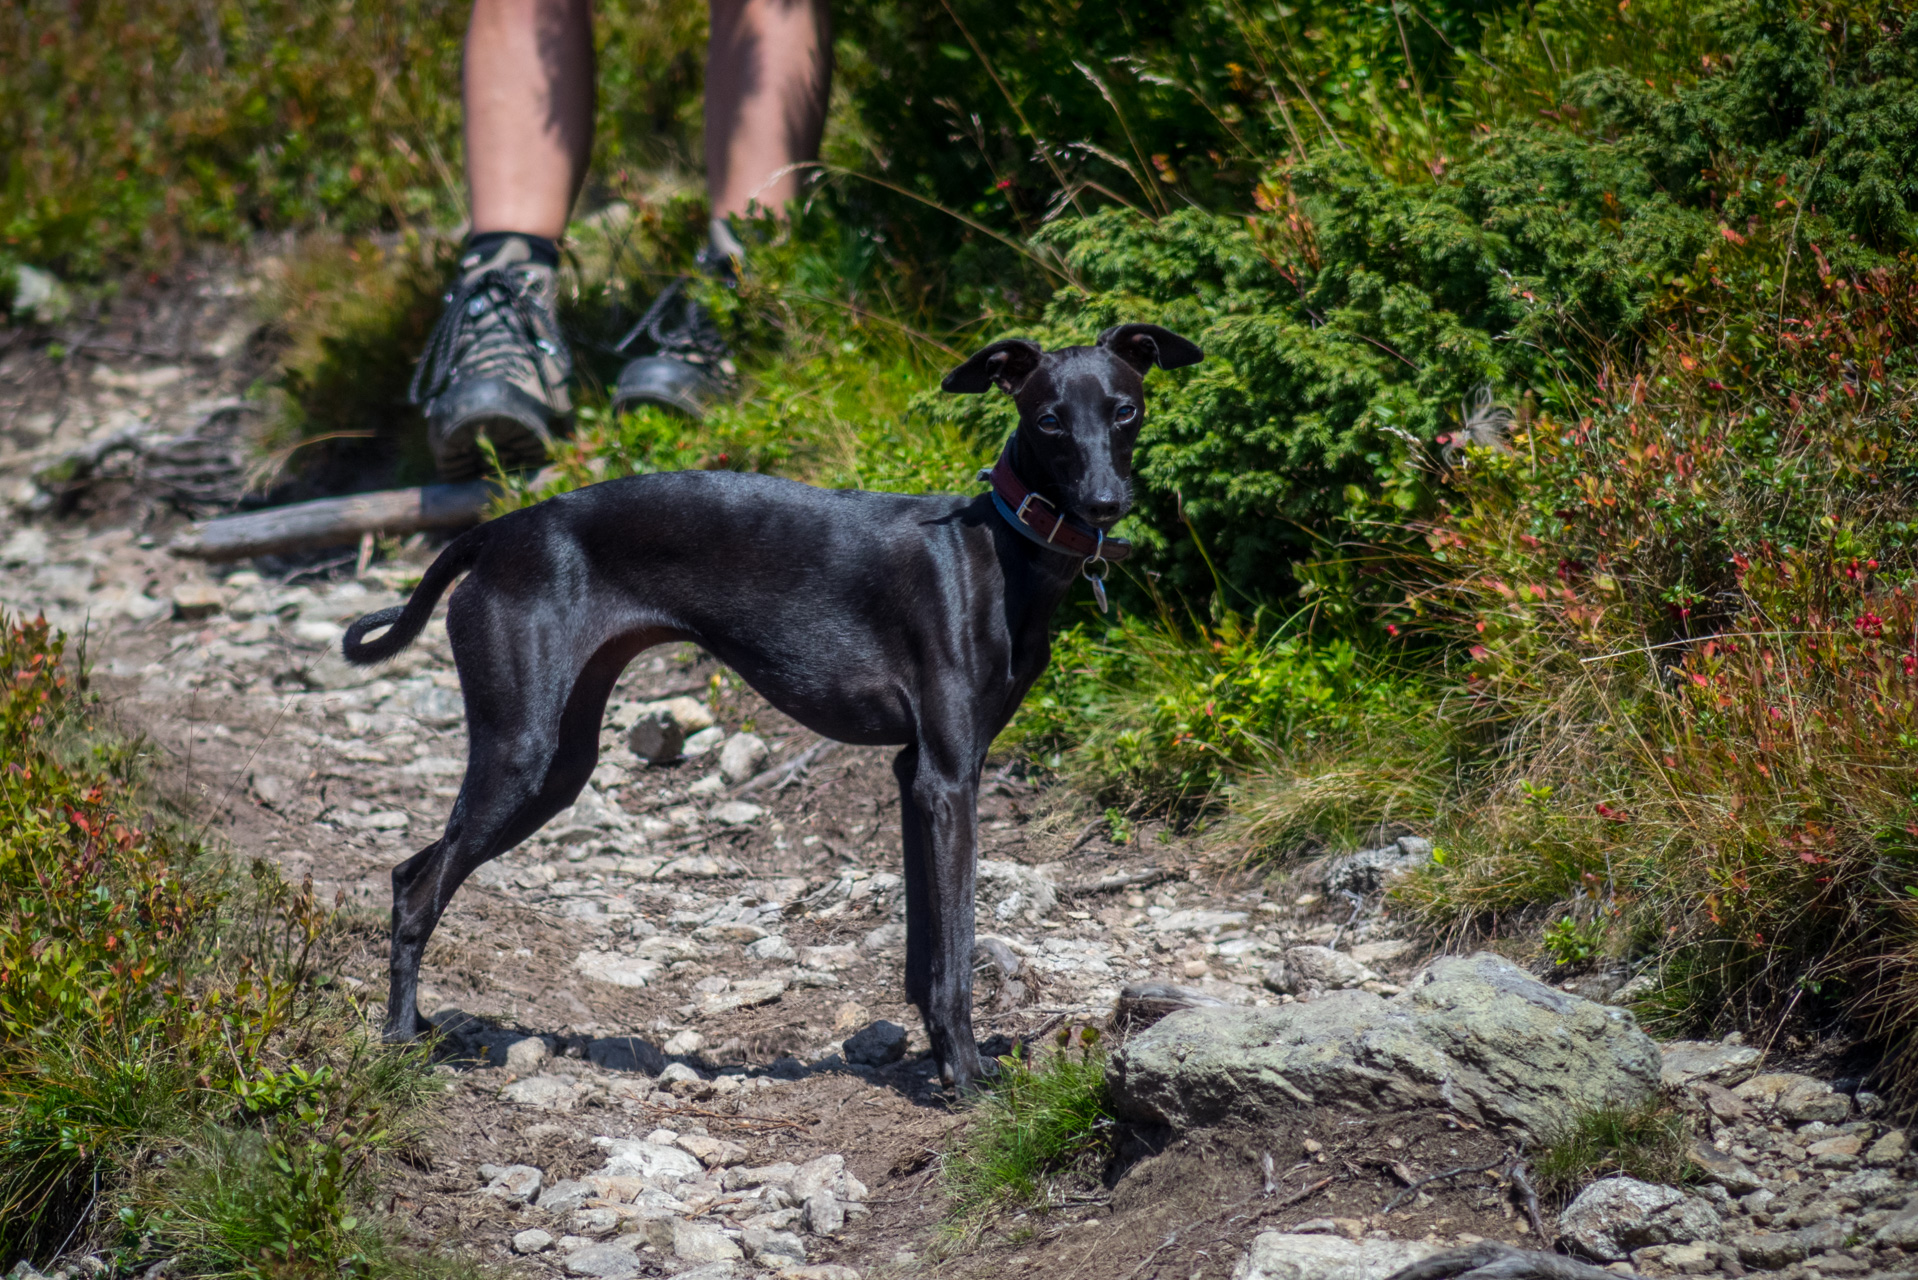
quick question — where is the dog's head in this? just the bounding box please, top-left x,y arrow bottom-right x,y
941,324 -> 1203,530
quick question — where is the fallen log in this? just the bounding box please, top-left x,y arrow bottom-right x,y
169,481 -> 496,562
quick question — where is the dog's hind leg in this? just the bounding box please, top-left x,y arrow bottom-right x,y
383,719 -> 570,1041
383,629 -> 643,1044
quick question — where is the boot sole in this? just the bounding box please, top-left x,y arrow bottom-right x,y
612,355 -> 719,420
428,380 -> 563,482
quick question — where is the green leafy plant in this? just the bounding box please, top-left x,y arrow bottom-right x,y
1542,917 -> 1605,968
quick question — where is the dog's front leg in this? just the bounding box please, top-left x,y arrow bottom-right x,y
900,742 -> 986,1091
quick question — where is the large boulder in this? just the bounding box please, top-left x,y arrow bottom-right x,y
1108,952 -> 1659,1138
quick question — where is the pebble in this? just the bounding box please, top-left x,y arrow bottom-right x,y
512,1228 -> 555,1254
170,581 -> 226,620
673,1220 -> 744,1263
503,1036 -> 549,1074
718,732 -> 769,785
479,1163 -> 543,1202
561,1239 -> 644,1278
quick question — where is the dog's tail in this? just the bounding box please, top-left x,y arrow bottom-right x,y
341,521 -> 495,665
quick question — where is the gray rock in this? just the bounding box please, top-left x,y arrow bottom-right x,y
1732,1232 -> 1810,1270
1735,1072 -> 1852,1123
1558,1178 -> 1721,1262
726,1161 -> 799,1193
977,859 -> 1057,924
747,934 -> 797,962
504,1037 -> 549,1074
843,1020 -> 908,1067
1688,1141 -> 1763,1194
672,1220 -> 744,1263
1231,1233 -> 1442,1280
683,725 -> 727,756
171,582 -> 227,620
595,1137 -> 703,1182
719,733 -> 769,785
513,1229 -> 556,1255
587,1036 -> 665,1075
1109,952 -> 1660,1139
502,1074 -> 581,1109
1323,847 -> 1424,896
1829,1169 -> 1902,1205
1261,946 -> 1379,995
1788,1220 -> 1848,1254
742,1228 -> 808,1268
480,1163 -> 543,1202
711,800 -> 764,826
627,711 -> 685,762
538,1179 -> 598,1213
790,1155 -> 846,1201
1877,1204 -> 1918,1248
673,1264 -> 737,1280
1868,1129 -> 1909,1167
562,1239 -> 643,1278
803,1190 -> 844,1237
1660,1039 -> 1762,1088
861,921 -> 905,953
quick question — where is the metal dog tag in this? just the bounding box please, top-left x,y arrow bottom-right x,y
1083,556 -> 1111,614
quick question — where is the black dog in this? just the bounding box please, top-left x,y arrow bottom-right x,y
342,323 -> 1202,1090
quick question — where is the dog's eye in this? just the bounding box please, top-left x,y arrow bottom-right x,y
1115,404 -> 1138,424
1036,413 -> 1062,433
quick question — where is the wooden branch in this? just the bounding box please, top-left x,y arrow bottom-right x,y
169,481 -> 495,561
1380,1153 -> 1508,1214
1385,1242 -> 1638,1280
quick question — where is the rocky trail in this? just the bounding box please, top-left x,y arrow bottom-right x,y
5,279 -> 1918,1280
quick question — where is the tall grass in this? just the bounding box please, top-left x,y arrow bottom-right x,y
944,1031 -> 1115,1221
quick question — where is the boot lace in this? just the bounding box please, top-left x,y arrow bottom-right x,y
613,277 -> 730,366
409,266 -> 565,407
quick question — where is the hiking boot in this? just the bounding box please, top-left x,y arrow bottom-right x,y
410,236 -> 573,481
612,228 -> 739,418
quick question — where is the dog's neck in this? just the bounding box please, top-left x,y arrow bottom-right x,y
1004,430 -> 1061,512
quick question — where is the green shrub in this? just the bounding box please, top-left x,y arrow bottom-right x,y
1390,250 -> 1918,1049
0,613 -> 448,1275
1007,603 -> 1429,818
944,1029 -> 1114,1221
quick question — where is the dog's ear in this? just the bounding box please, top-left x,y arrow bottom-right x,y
942,339 -> 1045,394
1096,323 -> 1204,374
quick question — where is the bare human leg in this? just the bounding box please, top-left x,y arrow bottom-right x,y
463,0 -> 596,238
704,0 -> 832,229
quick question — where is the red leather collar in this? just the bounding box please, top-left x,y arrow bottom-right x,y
986,445 -> 1131,563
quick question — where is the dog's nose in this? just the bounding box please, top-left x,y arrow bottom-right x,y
1081,496 -> 1127,526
